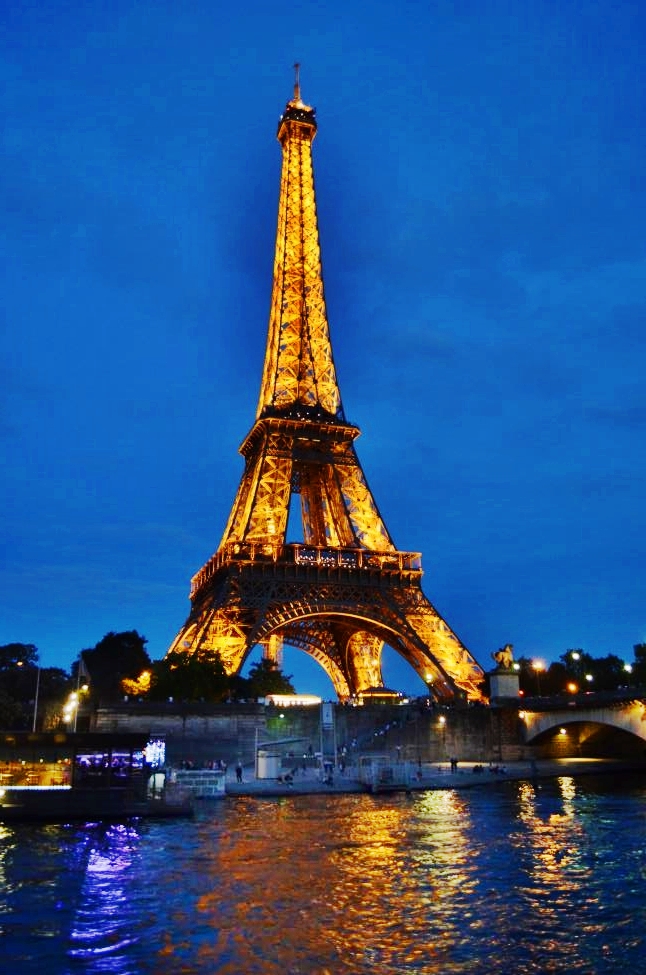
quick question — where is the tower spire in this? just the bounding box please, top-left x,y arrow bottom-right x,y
293,61 -> 301,102
256,70 -> 343,421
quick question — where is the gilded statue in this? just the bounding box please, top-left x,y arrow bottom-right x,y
491,644 -> 514,670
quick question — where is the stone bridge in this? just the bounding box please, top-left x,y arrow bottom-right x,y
517,691 -> 646,759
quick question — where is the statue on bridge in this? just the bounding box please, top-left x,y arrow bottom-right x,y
491,644 -> 515,671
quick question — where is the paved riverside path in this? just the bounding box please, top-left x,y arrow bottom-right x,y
223,757 -> 637,798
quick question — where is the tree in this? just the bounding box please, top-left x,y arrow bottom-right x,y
0,643 -> 38,670
245,658 -> 295,699
543,661 -> 568,696
148,648 -> 231,702
0,688 -> 23,729
0,643 -> 73,731
584,654 -> 627,692
632,644 -> 646,686
39,668 -> 76,730
559,649 -> 635,692
0,644 -> 41,729
80,631 -> 151,702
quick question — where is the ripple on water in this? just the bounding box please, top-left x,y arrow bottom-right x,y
1,777 -> 646,974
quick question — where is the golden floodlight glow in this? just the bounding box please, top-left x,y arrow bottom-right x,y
122,670 -> 152,697
264,693 -> 322,707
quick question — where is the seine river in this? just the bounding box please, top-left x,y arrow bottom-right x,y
2,773 -> 645,974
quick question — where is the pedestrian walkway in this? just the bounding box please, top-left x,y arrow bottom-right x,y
224,757 -> 630,798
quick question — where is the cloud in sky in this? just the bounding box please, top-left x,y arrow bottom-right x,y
1,0 -> 645,695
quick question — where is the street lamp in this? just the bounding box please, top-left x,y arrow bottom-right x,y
32,667 -> 40,732
73,658 -> 90,731
569,651 -> 581,680
63,692 -> 77,726
438,714 -> 446,759
17,662 -> 40,732
531,660 -> 545,696
62,685 -> 89,731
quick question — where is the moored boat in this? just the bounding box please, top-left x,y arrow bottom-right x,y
0,731 -> 192,821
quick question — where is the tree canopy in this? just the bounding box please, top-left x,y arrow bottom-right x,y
0,642 -> 38,670
511,647 -> 639,697
80,631 -> 151,702
148,649 -> 230,703
146,651 -> 296,703
0,644 -> 72,730
244,658 -> 295,698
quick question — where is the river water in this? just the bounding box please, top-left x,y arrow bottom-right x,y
1,773 -> 645,974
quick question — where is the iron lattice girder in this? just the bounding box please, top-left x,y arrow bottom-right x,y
258,97 -> 341,419
173,554 -> 483,700
245,565 -> 481,698
168,81 -> 486,701
220,415 -> 394,554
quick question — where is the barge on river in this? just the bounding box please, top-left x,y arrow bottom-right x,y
0,731 -> 192,821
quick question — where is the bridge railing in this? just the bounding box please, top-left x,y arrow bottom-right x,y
517,687 -> 646,712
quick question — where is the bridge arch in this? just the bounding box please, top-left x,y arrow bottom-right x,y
520,701 -> 646,758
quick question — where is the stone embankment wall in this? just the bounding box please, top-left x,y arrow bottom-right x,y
91,701 -> 526,766
93,703 -> 265,766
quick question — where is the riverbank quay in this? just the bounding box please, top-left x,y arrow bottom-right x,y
223,757 -> 646,798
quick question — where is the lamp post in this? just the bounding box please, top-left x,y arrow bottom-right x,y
438,714 -> 446,760
531,660 -> 545,696
73,659 -> 90,732
569,650 -> 581,680
17,661 -> 40,732
32,667 -> 41,732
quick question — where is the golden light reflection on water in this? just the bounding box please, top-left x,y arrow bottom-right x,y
183,793 -> 482,974
511,774 -> 597,946
516,776 -> 587,873
180,781 -> 628,973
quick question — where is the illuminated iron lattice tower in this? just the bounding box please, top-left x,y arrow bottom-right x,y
168,72 -> 485,702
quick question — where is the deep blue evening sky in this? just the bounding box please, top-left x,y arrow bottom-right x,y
2,1 -> 644,697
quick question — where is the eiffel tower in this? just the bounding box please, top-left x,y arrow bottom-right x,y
168,69 -> 484,703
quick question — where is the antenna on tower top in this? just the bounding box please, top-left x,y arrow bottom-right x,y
293,62 -> 301,101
